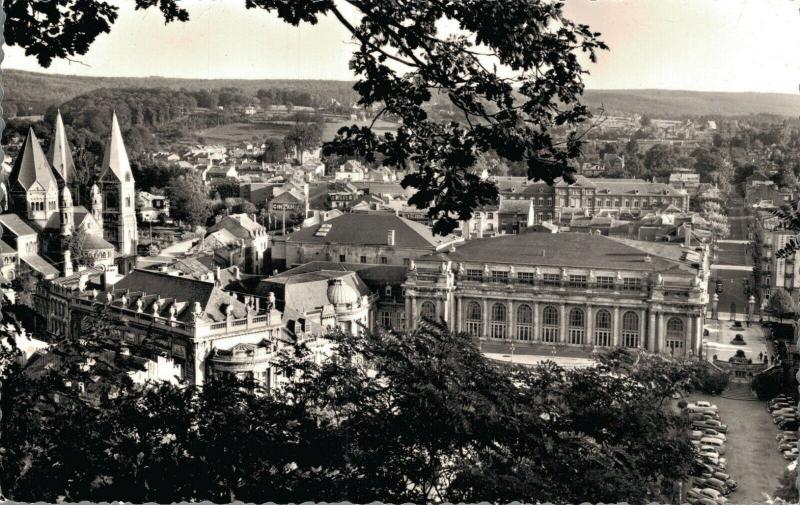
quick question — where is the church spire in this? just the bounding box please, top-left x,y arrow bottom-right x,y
10,128 -> 57,192
101,111 -> 134,182
48,109 -> 78,188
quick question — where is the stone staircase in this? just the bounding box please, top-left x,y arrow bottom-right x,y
720,382 -> 759,401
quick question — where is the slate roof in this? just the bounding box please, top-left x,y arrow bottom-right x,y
43,206 -> 96,231
21,253 -> 60,278
498,199 -> 533,214
100,112 -> 133,182
82,233 -> 115,251
0,213 -> 38,237
287,213 -> 460,249
558,175 -> 685,197
48,111 -> 78,186
207,214 -> 263,241
0,240 -> 17,255
258,269 -> 370,314
109,269 -> 247,323
273,260 -> 407,287
422,232 -> 695,272
10,128 -> 58,192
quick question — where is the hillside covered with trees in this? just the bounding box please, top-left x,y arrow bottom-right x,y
3,69 -> 360,116
8,69 -> 800,119
582,89 -> 800,118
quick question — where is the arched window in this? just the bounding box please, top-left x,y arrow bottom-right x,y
465,301 -> 482,337
667,317 -> 684,338
666,317 -> 686,356
622,311 -> 640,348
542,305 -> 559,343
420,301 -> 436,320
568,308 -> 585,345
595,309 -> 612,347
490,303 -> 507,339
516,304 -> 533,341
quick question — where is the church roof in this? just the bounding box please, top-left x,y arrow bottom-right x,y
10,128 -> 58,192
100,112 -> 133,182
82,233 -> 115,251
47,111 -> 78,186
0,213 -> 38,237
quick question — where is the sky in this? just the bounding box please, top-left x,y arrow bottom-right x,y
3,0 -> 800,93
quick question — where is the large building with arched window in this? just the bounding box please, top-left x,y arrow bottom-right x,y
403,232 -> 710,357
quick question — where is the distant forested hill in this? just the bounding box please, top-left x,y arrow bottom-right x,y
581,89 -> 800,118
4,68 -> 800,118
2,69 -> 359,115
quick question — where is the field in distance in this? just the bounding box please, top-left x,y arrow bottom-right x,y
192,117 -> 398,144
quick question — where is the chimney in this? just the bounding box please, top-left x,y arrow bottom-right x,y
63,250 -> 73,277
214,266 -> 221,281
644,254 -> 652,263
387,229 -> 396,246
683,222 -> 692,247
462,220 -> 471,240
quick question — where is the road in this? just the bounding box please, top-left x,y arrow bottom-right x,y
710,200 -> 756,320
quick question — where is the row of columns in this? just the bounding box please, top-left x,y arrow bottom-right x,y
407,294 -> 703,355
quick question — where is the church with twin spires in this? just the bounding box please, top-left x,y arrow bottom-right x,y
1,111 -> 138,278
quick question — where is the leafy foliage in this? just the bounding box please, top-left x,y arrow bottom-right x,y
769,200 -> 800,259
1,319 -> 709,504
165,171 -> 213,227
283,121 -> 323,164
768,288 -> 799,320
5,0 -> 608,235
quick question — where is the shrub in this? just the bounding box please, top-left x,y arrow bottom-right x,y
688,363 -> 730,395
752,367 -> 786,401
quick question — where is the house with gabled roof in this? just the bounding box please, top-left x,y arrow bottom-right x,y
274,212 -> 463,270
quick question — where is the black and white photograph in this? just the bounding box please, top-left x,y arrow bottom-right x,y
1,0 -> 800,502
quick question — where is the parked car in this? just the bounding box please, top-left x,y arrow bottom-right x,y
712,472 -> 737,490
701,437 -> 726,454
687,488 -> 706,501
780,420 -> 799,431
769,402 -> 791,412
774,414 -> 797,425
772,407 -> 796,416
784,447 -> 799,460
701,428 -> 726,440
778,441 -> 797,452
695,401 -> 718,409
698,477 -> 732,495
694,420 -> 728,432
777,431 -> 798,442
700,487 -> 728,504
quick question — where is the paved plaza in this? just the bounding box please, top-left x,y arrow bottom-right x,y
703,318 -> 771,363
